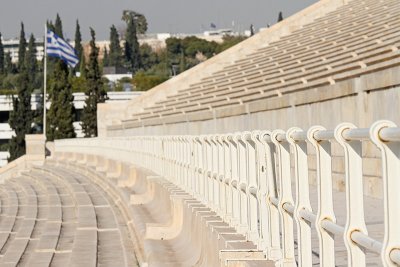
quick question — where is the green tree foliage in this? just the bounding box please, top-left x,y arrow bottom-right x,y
102,48 -> 109,67
182,36 -> 218,58
74,20 -> 84,70
166,36 -> 219,59
215,35 -> 247,53
25,35 -> 43,132
54,14 -> 64,38
139,43 -> 159,71
133,71 -> 168,91
122,10 -> 148,34
81,28 -> 107,137
8,62 -> 33,160
46,16 -> 73,140
79,52 -> 87,78
4,52 -> 15,74
46,20 -> 55,32
132,35 -> 248,91
277,12 -> 284,22
18,23 -> 27,70
46,61 -> 76,141
109,25 -> 123,68
179,50 -> 186,74
124,16 -> 141,73
70,75 -> 87,93
0,74 -> 18,91
165,38 -> 182,55
25,34 -> 37,85
46,17 -> 75,141
0,32 -> 4,74
144,49 -> 170,77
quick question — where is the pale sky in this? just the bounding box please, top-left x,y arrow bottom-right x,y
0,0 -> 318,40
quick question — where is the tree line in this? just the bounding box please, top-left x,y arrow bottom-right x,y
0,14 -> 107,161
0,11 -> 248,161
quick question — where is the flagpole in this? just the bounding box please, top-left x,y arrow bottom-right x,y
43,24 -> 47,139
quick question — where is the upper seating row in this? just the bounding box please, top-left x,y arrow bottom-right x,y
114,0 -> 400,128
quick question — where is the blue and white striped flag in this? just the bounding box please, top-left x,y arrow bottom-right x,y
46,30 -> 79,68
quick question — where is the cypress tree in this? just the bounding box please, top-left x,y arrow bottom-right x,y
47,20 -> 55,32
103,48 -> 109,67
80,52 -> 87,77
46,21 -> 75,141
0,32 -> 4,74
4,52 -> 14,74
26,34 -> 42,132
54,14 -> 64,38
46,61 -> 76,141
18,22 -> 27,71
25,34 -> 37,85
109,25 -> 122,68
81,28 -> 107,138
124,16 -> 141,73
74,20 -> 83,70
8,61 -> 33,161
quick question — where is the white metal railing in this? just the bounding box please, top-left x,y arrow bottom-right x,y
55,120 -> 400,267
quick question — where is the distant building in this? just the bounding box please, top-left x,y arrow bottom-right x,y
203,28 -> 233,36
2,38 -> 45,63
1,31 -> 235,64
0,91 -> 142,166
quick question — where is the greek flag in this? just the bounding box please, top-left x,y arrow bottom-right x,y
46,30 -> 79,68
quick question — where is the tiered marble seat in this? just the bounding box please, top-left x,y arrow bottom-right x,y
48,152 -> 267,267
119,0 -> 400,127
0,164 -> 138,266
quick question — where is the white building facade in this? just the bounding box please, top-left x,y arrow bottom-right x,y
0,91 -> 141,166
2,39 -> 45,63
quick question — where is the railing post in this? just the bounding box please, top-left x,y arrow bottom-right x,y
177,136 -> 183,186
307,126 -> 336,267
194,137 -> 203,200
252,131 -> 269,251
243,132 -> 259,243
210,135 -> 220,214
271,130 -> 295,266
188,137 -> 195,194
207,135 -> 218,211
335,123 -> 368,267
161,137 -> 166,178
204,135 -> 213,206
200,135 -> 208,204
260,131 -> 281,260
183,136 -> 190,191
236,133 -> 249,235
215,135 -> 226,218
229,134 -> 240,228
176,136 -> 182,185
169,137 -> 175,183
369,121 -> 400,267
286,127 -> 313,267
223,134 -> 233,223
